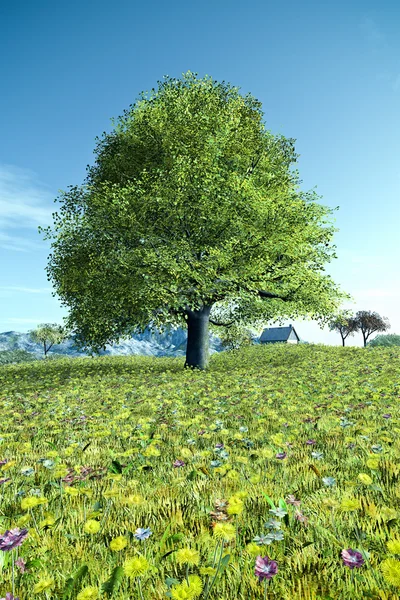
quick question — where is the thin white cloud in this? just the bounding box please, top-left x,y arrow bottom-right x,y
0,164 -> 56,252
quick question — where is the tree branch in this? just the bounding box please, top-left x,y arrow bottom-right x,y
209,318 -> 236,327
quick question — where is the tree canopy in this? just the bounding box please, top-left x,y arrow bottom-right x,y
38,71 -> 353,369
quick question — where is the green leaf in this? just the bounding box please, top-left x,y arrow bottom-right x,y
61,564 -> 88,599
101,566 -> 124,597
62,577 -> 74,599
24,558 -> 43,569
109,460 -> 123,474
278,498 -> 288,511
165,577 -> 180,588
165,533 -> 185,548
160,549 -> 178,561
158,522 -> 172,552
261,492 -> 276,510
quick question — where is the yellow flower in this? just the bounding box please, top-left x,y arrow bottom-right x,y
54,465 -> 69,478
123,555 -> 150,578
21,497 -> 43,511
64,486 -> 80,497
226,497 -> 244,516
381,558 -> 400,587
109,536 -> 128,551
77,586 -> 99,600
358,473 -> 373,485
234,490 -> 248,500
226,469 -> 239,481
260,448 -> 274,459
171,575 -> 203,599
340,498 -> 360,511
235,456 -> 249,465
245,542 -> 264,557
40,514 -> 55,528
179,448 -> 193,460
212,522 -> 236,541
175,548 -> 200,566
171,588 -> 190,600
271,434 -> 284,445
143,446 -> 161,457
84,519 -> 101,534
366,458 -> 379,470
1,460 -> 16,471
249,475 -> 261,484
387,538 -> 400,554
33,577 -> 55,593
121,494 -> 145,506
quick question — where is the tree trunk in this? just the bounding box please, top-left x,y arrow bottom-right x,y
184,305 -> 212,371
342,337 -> 345,347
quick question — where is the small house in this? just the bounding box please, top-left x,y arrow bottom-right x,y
259,324 -> 300,344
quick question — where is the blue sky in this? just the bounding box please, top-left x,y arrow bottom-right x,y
1,0 -> 399,346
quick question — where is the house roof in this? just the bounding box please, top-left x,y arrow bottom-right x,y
260,324 -> 300,342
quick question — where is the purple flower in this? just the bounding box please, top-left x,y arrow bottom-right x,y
173,460 -> 185,468
0,478 -> 11,485
133,527 -> 152,541
1,593 -> 20,600
215,443 -> 224,449
276,452 -> 286,459
286,494 -> 301,507
15,557 -> 27,573
197,430 -> 206,436
0,460 -> 8,466
0,528 -> 28,552
383,414 -> 392,419
306,439 -> 316,445
341,548 -> 365,569
255,555 -> 278,581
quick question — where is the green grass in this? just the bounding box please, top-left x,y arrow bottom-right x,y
0,342 -> 400,599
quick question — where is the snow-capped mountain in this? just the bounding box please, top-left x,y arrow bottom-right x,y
0,325 -> 253,359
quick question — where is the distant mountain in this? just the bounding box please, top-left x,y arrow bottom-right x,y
0,326 -> 261,359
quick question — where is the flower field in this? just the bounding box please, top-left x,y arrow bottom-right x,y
0,342 -> 400,599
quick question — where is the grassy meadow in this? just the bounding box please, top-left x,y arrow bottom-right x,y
0,342 -> 400,599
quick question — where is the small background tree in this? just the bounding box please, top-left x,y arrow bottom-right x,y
28,323 -> 70,358
328,309 -> 359,346
354,310 -> 391,347
367,333 -> 400,348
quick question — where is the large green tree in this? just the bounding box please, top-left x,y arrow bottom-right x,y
38,71 -> 352,370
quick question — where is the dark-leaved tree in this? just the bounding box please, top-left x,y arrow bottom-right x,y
354,310 -> 391,347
